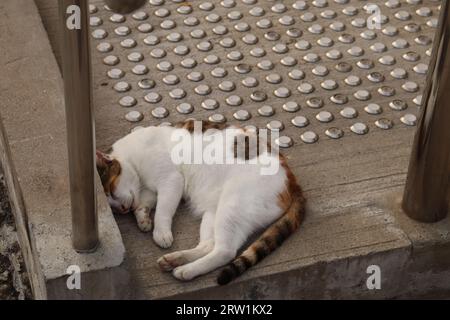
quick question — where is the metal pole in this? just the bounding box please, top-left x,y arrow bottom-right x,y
59,0 -> 98,252
402,0 -> 450,222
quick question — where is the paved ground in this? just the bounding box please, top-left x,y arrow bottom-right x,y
0,169 -> 32,300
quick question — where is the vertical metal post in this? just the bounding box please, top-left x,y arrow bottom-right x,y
59,0 -> 98,252
402,0 -> 450,222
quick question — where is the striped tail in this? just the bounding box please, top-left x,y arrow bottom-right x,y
217,178 -> 305,286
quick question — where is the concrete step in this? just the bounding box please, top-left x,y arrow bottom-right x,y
0,0 -> 449,299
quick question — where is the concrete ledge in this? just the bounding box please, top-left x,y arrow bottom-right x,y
0,0 -> 126,299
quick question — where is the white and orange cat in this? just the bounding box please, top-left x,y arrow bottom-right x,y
96,120 -> 305,284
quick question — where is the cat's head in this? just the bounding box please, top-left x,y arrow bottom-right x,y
96,150 -> 140,215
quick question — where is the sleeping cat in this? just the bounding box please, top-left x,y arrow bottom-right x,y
96,120 -> 305,284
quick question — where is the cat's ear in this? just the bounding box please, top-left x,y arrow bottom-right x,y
96,150 -> 113,169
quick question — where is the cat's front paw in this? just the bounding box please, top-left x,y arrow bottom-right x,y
135,207 -> 152,233
153,229 -> 173,248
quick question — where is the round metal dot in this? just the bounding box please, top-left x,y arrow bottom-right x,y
103,55 -> 119,66
152,107 -> 169,119
354,90 -> 371,101
173,45 -> 189,56
199,2 -> 214,11
184,17 -> 200,26
177,5 -> 192,15
167,32 -> 183,42
127,52 -> 143,62
330,94 -> 348,105
115,26 -> 131,37
282,101 -> 300,113
227,51 -> 243,61
272,3 -> 287,13
345,75 -> 361,86
125,111 -> 144,123
249,7 -> 265,17
114,81 -> 131,93
137,23 -> 153,33
317,37 -> 334,47
338,34 -> 355,44
279,15 -> 295,26
204,55 -> 220,65
195,85 -> 212,96
295,40 -> 311,50
326,49 -> 342,60
187,72 -> 203,82
308,24 -> 324,34
391,68 -> 407,79
404,23 -> 421,33
350,123 -> 369,135
226,95 -> 243,106
379,55 -> 396,65
292,116 -> 309,128
293,1 -> 308,10
138,79 -> 155,90
157,61 -> 173,72
375,118 -> 394,130
97,42 -> 113,53
307,97 -> 324,108
367,72 -> 385,83
257,60 -> 274,71
235,64 -> 252,74
413,95 -> 423,106
287,28 -> 302,38
251,91 -> 267,102
219,81 -> 235,92
289,69 -> 305,80
132,11 -> 148,21
145,92 -> 162,104
275,136 -> 293,148
356,59 -> 374,69
176,103 -> 194,114
222,0 -> 236,8
321,79 -> 338,90
395,11 -> 411,21
298,82 -> 315,94
209,114 -> 227,124
402,81 -> 419,92
202,99 -> 219,110
385,0 -> 400,8
191,29 -> 207,39
197,41 -> 213,51
400,114 -> 417,126
347,46 -> 364,57
154,8 -> 170,18
413,63 -> 428,75
272,44 -> 288,54
392,38 -> 409,49
267,120 -> 284,132
274,87 -> 291,98
426,49 -> 432,57
258,105 -> 275,117
303,53 -> 320,63
330,21 -> 345,32
163,74 -> 180,85
110,14 -> 125,23
234,22 -> 250,32
417,7 -> 432,17
259,20 -> 274,30
233,110 -> 251,121
89,5 -> 98,14
301,12 -> 316,22
365,103 -> 382,115
370,43 -> 387,53
119,96 -> 137,107
211,68 -> 227,78
220,38 -> 235,48
312,65 -> 329,76
280,56 -> 297,67
242,77 -> 258,88
389,100 -> 408,111
316,111 -> 334,123
360,30 -> 377,40
301,131 -> 319,144
321,10 -> 336,19
340,107 -> 358,119
144,35 -> 159,46
415,36 -> 432,46
251,48 -> 266,58
266,73 -> 282,84
108,68 -> 124,79
378,86 -> 396,97
120,38 -> 137,49
382,26 -> 398,37
149,48 -> 165,59
427,18 -> 438,28
92,29 -> 107,39
325,128 -> 344,139
181,58 -> 197,68
335,62 -> 352,73
352,18 -> 366,28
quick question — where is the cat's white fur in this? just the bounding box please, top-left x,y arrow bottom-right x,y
106,125 -> 288,281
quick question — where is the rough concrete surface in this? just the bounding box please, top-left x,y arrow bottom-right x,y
0,170 -> 32,300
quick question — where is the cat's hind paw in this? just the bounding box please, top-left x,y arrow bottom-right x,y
172,265 -> 196,281
135,207 -> 152,233
137,218 -> 152,233
153,229 -> 173,248
157,252 -> 185,272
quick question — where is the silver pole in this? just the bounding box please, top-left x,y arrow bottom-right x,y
59,0 -> 98,252
402,0 -> 450,222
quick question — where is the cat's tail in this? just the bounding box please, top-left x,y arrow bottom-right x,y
217,164 -> 305,285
